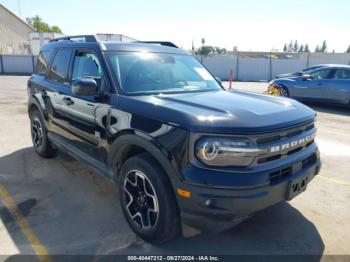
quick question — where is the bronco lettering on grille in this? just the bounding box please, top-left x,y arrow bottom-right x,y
270,133 -> 315,153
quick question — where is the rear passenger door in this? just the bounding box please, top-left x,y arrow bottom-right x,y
45,48 -> 75,135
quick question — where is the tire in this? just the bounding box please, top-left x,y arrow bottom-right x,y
30,110 -> 58,158
279,85 -> 289,97
118,153 -> 181,244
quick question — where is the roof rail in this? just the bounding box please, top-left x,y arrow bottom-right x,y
49,35 -> 98,43
134,41 -> 178,48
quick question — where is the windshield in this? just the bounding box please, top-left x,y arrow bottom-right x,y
300,66 -> 323,74
107,52 -> 221,94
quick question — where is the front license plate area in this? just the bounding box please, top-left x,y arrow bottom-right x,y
286,175 -> 310,200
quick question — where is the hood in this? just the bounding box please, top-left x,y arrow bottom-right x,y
276,72 -> 301,79
271,75 -> 301,85
118,90 -> 315,134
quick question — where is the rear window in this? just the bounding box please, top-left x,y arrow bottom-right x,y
36,50 -> 53,75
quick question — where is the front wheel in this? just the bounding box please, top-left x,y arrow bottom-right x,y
279,85 -> 289,97
118,153 -> 181,244
30,110 -> 57,158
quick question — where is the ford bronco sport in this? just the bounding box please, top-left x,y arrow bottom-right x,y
28,35 -> 321,244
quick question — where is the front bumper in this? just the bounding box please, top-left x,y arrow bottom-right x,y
174,147 -> 321,233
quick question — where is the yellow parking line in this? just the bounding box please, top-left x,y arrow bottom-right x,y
318,175 -> 350,187
0,184 -> 51,262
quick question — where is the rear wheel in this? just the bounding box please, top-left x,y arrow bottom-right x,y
118,153 -> 181,244
30,110 -> 57,158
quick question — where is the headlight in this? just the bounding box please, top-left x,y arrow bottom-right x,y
195,137 -> 264,167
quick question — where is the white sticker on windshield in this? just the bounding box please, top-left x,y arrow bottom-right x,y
194,67 -> 214,80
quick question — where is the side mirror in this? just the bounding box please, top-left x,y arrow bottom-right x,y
302,74 -> 313,81
72,77 -> 98,96
215,77 -> 222,85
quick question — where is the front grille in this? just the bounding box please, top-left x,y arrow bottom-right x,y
258,154 -> 281,164
269,153 -> 317,184
254,122 -> 316,165
287,146 -> 303,155
302,153 -> 317,168
256,123 -> 315,146
256,135 -> 280,144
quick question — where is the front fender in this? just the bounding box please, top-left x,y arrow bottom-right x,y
28,94 -> 48,123
108,133 -> 184,183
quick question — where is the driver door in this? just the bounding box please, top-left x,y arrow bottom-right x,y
299,68 -> 334,100
60,49 -> 108,163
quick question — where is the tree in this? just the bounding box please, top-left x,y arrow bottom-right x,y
283,43 -> 287,52
288,40 -> 293,52
201,38 -> 205,46
50,26 -> 63,34
195,45 -> 228,56
299,44 -> 304,52
195,46 -> 214,56
293,40 -> 299,52
26,15 -> 63,33
315,45 -> 320,52
320,40 -> 327,53
346,45 -> 350,53
214,47 -> 227,55
304,44 -> 310,52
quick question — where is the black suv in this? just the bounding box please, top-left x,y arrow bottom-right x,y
28,35 -> 321,244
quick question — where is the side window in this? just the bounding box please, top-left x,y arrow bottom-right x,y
72,51 -> 102,80
309,69 -> 333,80
334,69 -> 350,79
49,49 -> 72,83
36,50 -> 53,75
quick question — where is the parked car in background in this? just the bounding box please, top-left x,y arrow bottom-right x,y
267,65 -> 350,106
275,64 -> 332,79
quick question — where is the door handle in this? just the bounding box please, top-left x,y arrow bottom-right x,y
63,97 -> 74,106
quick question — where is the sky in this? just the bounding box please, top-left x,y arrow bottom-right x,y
1,0 -> 350,52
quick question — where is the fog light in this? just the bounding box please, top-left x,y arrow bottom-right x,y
205,199 -> 212,206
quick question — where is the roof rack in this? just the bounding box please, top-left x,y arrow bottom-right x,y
134,41 -> 178,48
49,35 -> 98,43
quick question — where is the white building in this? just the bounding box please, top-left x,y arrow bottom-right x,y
0,4 -> 35,55
96,33 -> 137,42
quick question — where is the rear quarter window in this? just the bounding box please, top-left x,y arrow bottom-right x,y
36,50 -> 53,75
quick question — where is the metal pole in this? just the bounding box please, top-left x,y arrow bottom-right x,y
0,55 -> 4,74
236,52 -> 239,81
269,52 -> 272,81
31,55 -> 35,74
306,52 -> 310,67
